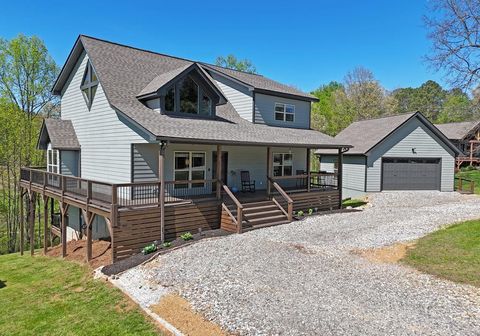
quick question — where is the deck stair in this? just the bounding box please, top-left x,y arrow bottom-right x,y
226,199 -> 290,229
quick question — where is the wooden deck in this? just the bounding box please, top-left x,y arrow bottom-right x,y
20,167 -> 341,263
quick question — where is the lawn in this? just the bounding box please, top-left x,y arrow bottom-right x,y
0,253 -> 161,336
342,198 -> 367,208
403,219 -> 480,287
455,169 -> 480,194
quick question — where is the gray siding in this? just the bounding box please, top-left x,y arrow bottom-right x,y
132,144 -> 158,182
145,98 -> 161,112
60,150 -> 79,177
319,155 -> 366,199
211,73 -> 253,122
60,51 -> 148,184
254,93 -> 310,129
366,117 -> 456,192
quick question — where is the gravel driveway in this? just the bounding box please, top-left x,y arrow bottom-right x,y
118,191 -> 480,335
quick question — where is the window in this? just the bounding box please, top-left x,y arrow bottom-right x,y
163,75 -> 212,116
80,60 -> 99,109
174,152 -> 206,189
274,103 -> 295,122
273,153 -> 293,177
47,148 -> 59,174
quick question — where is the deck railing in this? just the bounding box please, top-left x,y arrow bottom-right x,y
20,167 -> 219,209
268,177 -> 293,221
221,182 -> 243,233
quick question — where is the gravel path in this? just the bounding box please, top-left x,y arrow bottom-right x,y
119,191 -> 480,335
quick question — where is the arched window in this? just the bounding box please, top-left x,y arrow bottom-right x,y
80,60 -> 98,109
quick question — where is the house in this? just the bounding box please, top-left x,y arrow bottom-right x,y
316,112 -> 460,199
19,35 -> 350,262
434,120 -> 480,169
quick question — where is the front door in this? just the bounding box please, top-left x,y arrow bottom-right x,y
212,151 -> 228,188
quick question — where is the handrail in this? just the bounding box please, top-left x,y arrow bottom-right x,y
221,203 -> 237,224
221,182 -> 243,233
268,177 -> 293,221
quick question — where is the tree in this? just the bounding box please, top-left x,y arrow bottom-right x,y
424,0 -> 480,90
215,54 -> 257,74
344,67 -> 386,120
392,80 -> 447,120
0,34 -> 59,164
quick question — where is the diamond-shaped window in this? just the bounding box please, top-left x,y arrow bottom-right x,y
80,60 -> 98,109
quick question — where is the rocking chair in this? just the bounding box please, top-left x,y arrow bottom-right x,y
240,170 -> 256,193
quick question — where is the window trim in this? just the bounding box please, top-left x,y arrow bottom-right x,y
272,152 -> 293,177
173,151 -> 207,189
80,60 -> 99,110
47,147 -> 60,174
274,103 -> 295,122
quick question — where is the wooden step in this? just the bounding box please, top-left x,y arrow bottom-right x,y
246,214 -> 288,226
243,220 -> 291,231
243,209 -> 284,219
241,200 -> 274,208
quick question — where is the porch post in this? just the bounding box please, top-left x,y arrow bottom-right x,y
306,148 -> 311,192
337,148 -> 343,209
43,195 -> 48,254
158,142 -> 166,243
216,144 -> 222,199
29,193 -> 35,256
60,203 -> 69,258
266,146 -> 272,196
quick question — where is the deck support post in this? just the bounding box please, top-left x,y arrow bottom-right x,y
60,202 -> 69,258
337,148 -> 343,209
29,193 -> 35,256
82,210 -> 95,262
216,144 -> 222,200
43,195 -> 48,254
19,188 -> 24,256
306,148 -> 311,192
158,141 -> 167,243
266,146 -> 272,197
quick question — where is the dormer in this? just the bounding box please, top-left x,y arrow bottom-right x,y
137,63 -> 226,117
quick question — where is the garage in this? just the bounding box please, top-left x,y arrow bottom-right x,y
382,158 -> 441,190
316,112 -> 461,199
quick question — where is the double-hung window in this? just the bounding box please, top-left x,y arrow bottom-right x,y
274,103 -> 295,122
174,152 -> 206,189
47,148 -> 59,174
273,153 -> 293,177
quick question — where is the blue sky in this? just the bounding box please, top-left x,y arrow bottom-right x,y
0,0 -> 443,92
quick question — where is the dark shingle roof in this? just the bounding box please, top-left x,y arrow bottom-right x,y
77,35 -> 345,148
434,121 -> 479,140
316,112 -> 461,155
137,63 -> 191,97
38,119 -> 80,150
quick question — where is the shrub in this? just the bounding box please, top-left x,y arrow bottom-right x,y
461,165 -> 476,172
297,210 -> 304,217
180,232 -> 194,241
308,208 -> 313,215
142,243 -> 157,255
162,242 -> 172,248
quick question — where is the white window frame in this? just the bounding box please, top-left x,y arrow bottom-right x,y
47,147 -> 60,174
173,151 -> 207,189
274,103 -> 295,122
273,152 -> 293,177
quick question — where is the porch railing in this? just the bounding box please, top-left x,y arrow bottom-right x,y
270,172 -> 338,193
455,176 -> 475,194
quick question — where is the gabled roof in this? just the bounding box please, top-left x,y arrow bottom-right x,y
37,119 -> 80,150
434,121 -> 480,140
316,112 -> 460,155
50,35 -> 347,148
201,64 -> 319,102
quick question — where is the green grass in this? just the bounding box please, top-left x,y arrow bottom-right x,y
455,169 -> 480,194
342,198 -> 367,208
0,253 -> 161,335
402,220 -> 480,287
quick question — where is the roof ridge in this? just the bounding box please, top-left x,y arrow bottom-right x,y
79,34 -> 264,77
350,111 -> 417,123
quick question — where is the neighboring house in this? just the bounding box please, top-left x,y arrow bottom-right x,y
435,121 -> 480,168
316,112 -> 460,199
20,35 -> 350,262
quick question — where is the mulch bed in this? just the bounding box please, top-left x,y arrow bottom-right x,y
102,229 -> 231,276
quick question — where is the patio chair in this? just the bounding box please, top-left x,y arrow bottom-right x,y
240,171 -> 256,193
